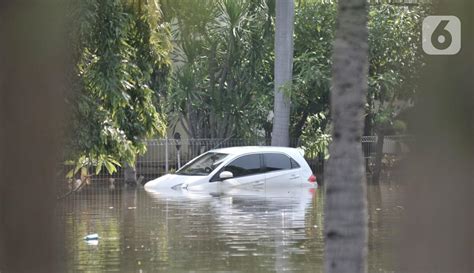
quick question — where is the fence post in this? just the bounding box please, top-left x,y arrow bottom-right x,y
177,151 -> 181,169
372,133 -> 384,184
165,136 -> 169,173
124,162 -> 137,186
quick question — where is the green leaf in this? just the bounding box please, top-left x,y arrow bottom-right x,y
104,160 -> 117,174
66,169 -> 75,179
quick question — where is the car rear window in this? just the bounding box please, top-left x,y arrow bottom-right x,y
290,157 -> 301,168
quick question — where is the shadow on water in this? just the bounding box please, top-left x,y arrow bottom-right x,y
57,183 -> 401,273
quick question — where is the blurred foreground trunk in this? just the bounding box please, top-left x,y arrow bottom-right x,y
323,0 -> 369,273
0,1 -> 67,272
399,1 -> 474,272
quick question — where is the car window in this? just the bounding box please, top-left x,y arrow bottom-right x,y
176,152 -> 229,176
222,154 -> 262,178
290,157 -> 301,168
263,153 -> 292,172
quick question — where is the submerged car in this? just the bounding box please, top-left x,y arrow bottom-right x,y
144,146 -> 318,193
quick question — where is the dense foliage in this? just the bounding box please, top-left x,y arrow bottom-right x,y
292,1 -> 427,157
161,0 -> 275,139
66,0 -> 428,171
367,4 -> 428,134
159,0 -> 426,145
66,0 -> 172,176
291,1 -> 335,149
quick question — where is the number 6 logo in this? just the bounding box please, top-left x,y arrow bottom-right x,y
422,16 -> 461,55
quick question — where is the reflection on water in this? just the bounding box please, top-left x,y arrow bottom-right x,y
58,184 -> 401,273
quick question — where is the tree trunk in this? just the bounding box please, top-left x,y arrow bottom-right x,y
0,1 -> 67,272
324,0 -> 369,273
292,110 -> 309,140
271,0 -> 294,147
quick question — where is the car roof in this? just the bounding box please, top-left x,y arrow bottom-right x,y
210,146 -> 304,157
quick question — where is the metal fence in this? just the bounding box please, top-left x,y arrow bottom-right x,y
136,138 -> 300,180
134,136 -> 401,179
57,136 -> 412,196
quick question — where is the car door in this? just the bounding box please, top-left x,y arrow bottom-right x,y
263,153 -> 302,191
215,154 -> 266,191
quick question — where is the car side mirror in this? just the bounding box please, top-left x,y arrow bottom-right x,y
219,171 -> 233,180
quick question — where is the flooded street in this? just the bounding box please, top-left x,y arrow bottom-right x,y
58,183 -> 402,272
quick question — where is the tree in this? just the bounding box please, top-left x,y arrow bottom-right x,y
159,1 -> 425,148
323,0 -> 369,273
66,0 -> 172,176
271,0 -> 294,147
366,4 -> 428,136
367,4 -> 428,183
290,2 -> 427,161
291,1 -> 335,141
290,1 -> 336,157
162,0 -> 275,139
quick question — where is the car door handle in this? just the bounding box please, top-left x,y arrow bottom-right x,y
290,175 -> 300,180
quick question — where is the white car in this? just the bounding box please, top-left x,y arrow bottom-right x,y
144,146 -> 318,193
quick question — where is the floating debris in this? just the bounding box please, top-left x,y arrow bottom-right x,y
84,233 -> 99,240
85,240 -> 99,246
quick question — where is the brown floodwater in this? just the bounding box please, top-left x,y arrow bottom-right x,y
58,183 -> 402,273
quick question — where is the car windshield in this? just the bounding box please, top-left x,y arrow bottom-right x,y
176,152 -> 229,176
